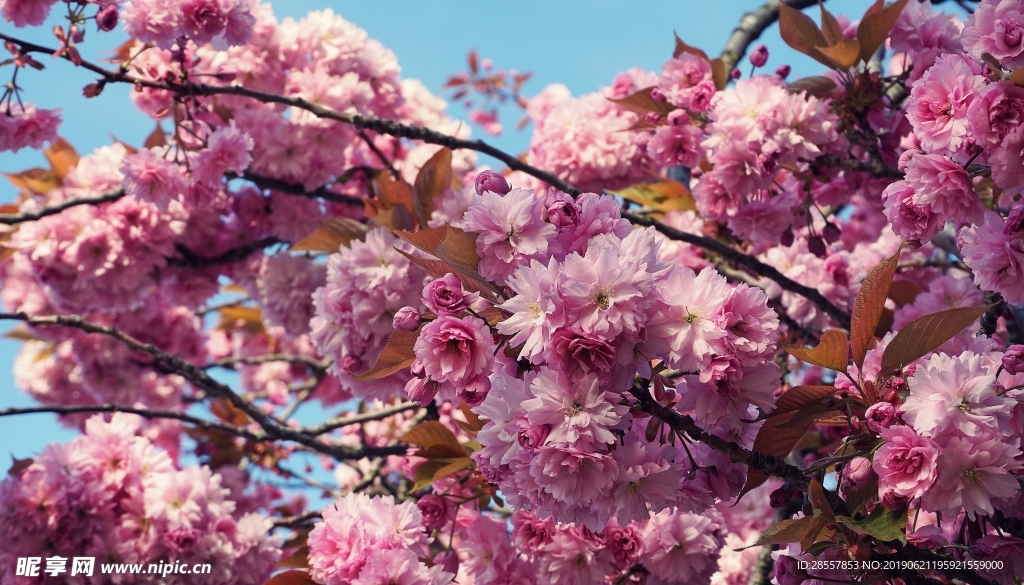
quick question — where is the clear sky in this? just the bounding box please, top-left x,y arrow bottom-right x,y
0,0 -> 925,463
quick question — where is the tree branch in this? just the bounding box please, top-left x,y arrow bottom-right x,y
202,353 -> 331,372
718,0 -> 821,74
302,401 -> 422,436
167,236 -> 281,268
0,189 -> 126,225
0,312 -> 407,461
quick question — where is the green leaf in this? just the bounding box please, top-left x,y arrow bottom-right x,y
856,0 -> 910,63
738,516 -> 816,550
880,305 -> 991,374
351,330 -> 418,381
851,246 -> 905,369
840,505 -> 908,544
785,329 -> 850,371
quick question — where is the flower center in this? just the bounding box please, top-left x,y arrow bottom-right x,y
961,468 -> 980,484
594,290 -> 611,310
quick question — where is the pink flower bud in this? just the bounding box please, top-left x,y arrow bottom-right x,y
864,401 -> 897,433
405,377 -> 438,406
96,5 -> 119,32
730,68 -> 741,79
70,25 -> 85,43
474,170 -> 510,195
822,222 -> 841,243
749,44 -> 769,67
843,456 -> 875,491
774,556 -> 808,585
775,64 -> 792,79
410,359 -> 426,377
433,550 -> 460,574
417,493 -> 453,531
649,87 -> 666,102
545,190 -> 580,228
516,423 -> 549,450
83,80 -> 105,98
1002,345 -> 1024,374
422,273 -> 479,316
808,235 -> 827,258
458,374 -> 490,407
667,109 -> 689,127
780,225 -> 795,247
393,306 -> 422,332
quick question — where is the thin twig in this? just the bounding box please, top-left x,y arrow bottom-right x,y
302,401 -> 422,436
202,353 -> 330,372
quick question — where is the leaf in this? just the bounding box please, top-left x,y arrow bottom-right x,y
851,247 -> 904,369
814,39 -> 862,70
413,456 -> 474,490
413,147 -> 452,228
216,305 -> 265,334
840,505 -> 908,544
3,325 -> 39,342
880,305 -> 991,374
612,179 -> 695,213
778,3 -> 830,67
8,456 -> 33,478
784,329 -> 849,371
608,87 -> 677,116
372,204 -> 415,231
414,444 -> 471,459
800,515 -> 831,551
277,546 -> 309,569
373,171 -> 414,216
819,1 -> 845,45
291,217 -> 368,252
0,245 -> 18,264
1009,68 -> 1024,86
740,385 -> 837,497
395,225 -> 500,300
5,168 -> 59,195
777,395 -> 842,429
210,398 -> 251,426
459,401 -> 486,433
673,32 -> 711,61
709,57 -> 728,91
399,421 -> 463,449
43,137 -> 79,181
738,516 -> 816,550
856,0 -> 910,63
352,330 -> 418,381
787,76 -> 838,98
143,124 -> 167,149
888,280 -> 920,307
262,570 -> 317,585
843,476 -> 878,517
808,478 -> 836,522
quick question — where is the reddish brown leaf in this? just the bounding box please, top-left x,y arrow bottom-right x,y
277,546 -> 309,569
396,226 -> 499,300
43,137 -> 79,181
372,204 -> 415,231
888,280 -> 920,307
709,57 -> 728,91
143,124 -> 167,149
778,3 -> 830,67
784,329 -> 849,371
856,0 -> 910,63
673,32 -> 710,61
1009,68 -> 1024,86
800,515 -> 831,551
880,305 -> 991,374
413,456 -> 474,490
787,76 -> 839,98
458,401 -> 486,434
413,147 -> 452,228
851,247 -> 904,369
374,172 -> 414,215
263,570 -> 317,585
210,398 -> 251,426
216,305 -> 265,334
291,217 -> 367,252
777,395 -> 842,430
0,245 -> 18,264
399,421 -> 463,449
7,456 -> 33,478
5,168 -> 59,195
608,87 -> 677,116
819,1 -> 845,45
808,478 -> 836,522
774,385 -> 839,415
814,39 -> 862,70
352,330 -> 418,381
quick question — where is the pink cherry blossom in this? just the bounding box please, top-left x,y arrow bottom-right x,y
414,315 -> 495,386
962,0 -> 1024,69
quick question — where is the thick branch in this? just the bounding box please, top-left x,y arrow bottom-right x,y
203,353 -> 331,372
0,312 -> 406,461
718,0 -> 821,74
623,211 -> 851,328
167,237 -> 280,268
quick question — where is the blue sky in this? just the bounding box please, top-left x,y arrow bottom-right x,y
0,0 -> 895,464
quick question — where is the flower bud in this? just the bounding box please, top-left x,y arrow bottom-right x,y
474,170 -> 510,195
808,235 -> 827,258
780,225 -> 795,247
864,402 -> 897,433
433,550 -> 460,574
650,87 -> 666,102
775,64 -> 792,79
410,359 -> 426,377
423,273 -> 478,316
730,68 -> 741,79
405,377 -> 438,406
749,44 -> 769,67
393,306 -> 422,332
458,375 -> 491,407
1002,345 -> 1024,374
644,111 -> 661,125
769,484 -> 793,509
517,423 -> 550,450
96,4 -> 119,31
849,415 -> 863,432
545,190 -> 580,229
822,222 -> 841,244
774,556 -> 808,585
70,25 -> 85,43
417,493 -> 453,531
82,80 -> 105,98
843,456 -> 875,491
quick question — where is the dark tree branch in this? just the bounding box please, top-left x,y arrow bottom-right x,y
302,401 -> 422,436
0,312 -> 407,461
202,353 -> 331,372
167,236 -> 281,268
718,0 -> 821,74
0,403 -> 264,441
0,189 -> 126,225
